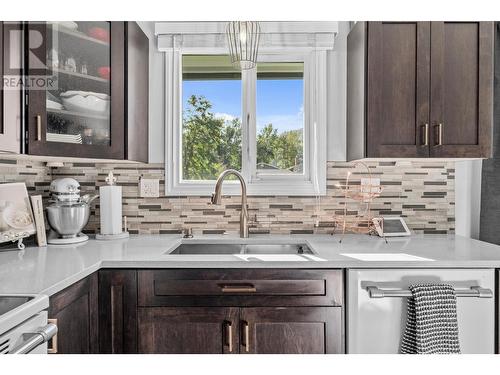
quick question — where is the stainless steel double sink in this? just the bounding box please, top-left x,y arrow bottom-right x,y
168,243 -> 314,255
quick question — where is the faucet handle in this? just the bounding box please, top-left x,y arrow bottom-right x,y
248,214 -> 258,228
210,192 -> 221,205
182,227 -> 194,239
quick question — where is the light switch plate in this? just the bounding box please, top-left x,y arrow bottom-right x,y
140,178 -> 160,197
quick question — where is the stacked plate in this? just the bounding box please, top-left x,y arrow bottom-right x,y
60,91 -> 110,115
46,133 -> 83,144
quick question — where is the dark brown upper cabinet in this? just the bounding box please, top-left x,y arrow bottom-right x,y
25,21 -> 148,162
347,21 -> 494,160
0,22 -> 23,153
430,22 -> 493,157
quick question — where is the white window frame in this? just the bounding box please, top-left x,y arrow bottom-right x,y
165,45 -> 327,196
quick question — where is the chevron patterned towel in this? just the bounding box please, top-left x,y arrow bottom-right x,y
400,284 -> 461,354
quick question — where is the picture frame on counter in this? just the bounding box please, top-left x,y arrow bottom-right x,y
372,217 -> 411,237
30,195 -> 47,247
0,182 -> 36,249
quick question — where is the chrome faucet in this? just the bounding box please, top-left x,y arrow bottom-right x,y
211,169 -> 249,238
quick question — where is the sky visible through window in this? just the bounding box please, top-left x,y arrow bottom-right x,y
182,78 -> 304,132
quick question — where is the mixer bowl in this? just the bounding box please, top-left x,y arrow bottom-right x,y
47,203 -> 90,238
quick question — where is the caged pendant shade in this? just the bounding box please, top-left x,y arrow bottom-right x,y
226,21 -> 261,70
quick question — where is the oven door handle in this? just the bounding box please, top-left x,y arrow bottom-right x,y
10,323 -> 58,354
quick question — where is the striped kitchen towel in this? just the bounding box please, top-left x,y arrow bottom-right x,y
400,284 -> 461,354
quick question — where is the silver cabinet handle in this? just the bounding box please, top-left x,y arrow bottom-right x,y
224,321 -> 233,353
421,124 -> 429,146
10,322 -> 58,354
36,115 -> 42,141
435,123 -> 443,146
366,285 -> 493,299
220,284 -> 256,293
241,320 -> 250,352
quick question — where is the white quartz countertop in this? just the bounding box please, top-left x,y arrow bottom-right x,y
1,234 -> 500,296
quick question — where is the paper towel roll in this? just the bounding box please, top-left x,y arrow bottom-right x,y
99,185 -> 122,235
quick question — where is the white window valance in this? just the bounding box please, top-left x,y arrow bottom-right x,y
155,21 -> 338,52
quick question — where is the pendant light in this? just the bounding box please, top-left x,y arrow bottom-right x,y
226,21 -> 261,70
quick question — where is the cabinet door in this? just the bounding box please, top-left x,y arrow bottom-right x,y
239,307 -> 342,354
48,273 -> 99,354
98,270 -> 137,353
430,22 -> 494,157
26,22 -> 124,159
0,22 -> 22,153
366,22 -> 430,157
137,307 -> 239,354
125,22 -> 148,162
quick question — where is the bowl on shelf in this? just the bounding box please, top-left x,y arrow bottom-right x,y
88,27 -> 109,42
49,21 -> 78,30
60,91 -> 110,115
97,66 -> 110,80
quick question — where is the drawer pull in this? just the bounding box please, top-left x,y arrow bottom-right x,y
220,284 -> 256,293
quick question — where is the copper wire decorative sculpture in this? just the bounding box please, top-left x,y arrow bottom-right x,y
332,162 -> 384,243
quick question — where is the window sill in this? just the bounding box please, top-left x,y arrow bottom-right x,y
166,180 -> 326,197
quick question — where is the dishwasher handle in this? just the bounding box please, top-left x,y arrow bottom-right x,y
10,323 -> 58,354
366,285 -> 493,299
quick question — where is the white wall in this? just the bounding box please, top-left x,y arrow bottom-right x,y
455,160 -> 482,239
137,21 -> 165,163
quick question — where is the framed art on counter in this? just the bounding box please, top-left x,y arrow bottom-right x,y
0,182 -> 36,249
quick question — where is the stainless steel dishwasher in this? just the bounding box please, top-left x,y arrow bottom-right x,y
347,269 -> 495,354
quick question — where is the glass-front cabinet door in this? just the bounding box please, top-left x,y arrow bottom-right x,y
26,21 -> 124,159
0,22 -> 22,153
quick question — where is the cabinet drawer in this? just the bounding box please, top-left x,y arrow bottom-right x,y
138,269 -> 343,307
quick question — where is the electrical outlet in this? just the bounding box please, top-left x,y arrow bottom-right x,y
361,177 -> 380,194
140,178 -> 160,197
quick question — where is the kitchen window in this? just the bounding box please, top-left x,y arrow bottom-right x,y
166,48 -> 327,196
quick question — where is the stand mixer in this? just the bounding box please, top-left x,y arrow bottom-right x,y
46,178 -> 99,245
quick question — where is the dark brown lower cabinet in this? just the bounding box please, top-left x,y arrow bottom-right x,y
54,269 -> 344,354
138,307 -> 239,354
134,269 -> 344,354
240,307 -> 341,354
98,270 -> 138,353
136,306 -> 340,354
48,273 -> 99,354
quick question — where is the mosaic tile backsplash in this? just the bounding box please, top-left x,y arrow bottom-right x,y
0,159 -> 455,235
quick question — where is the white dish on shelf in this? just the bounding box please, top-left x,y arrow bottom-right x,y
47,100 -> 64,110
49,21 -> 78,30
60,91 -> 109,100
46,133 -> 83,144
60,91 -> 110,114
